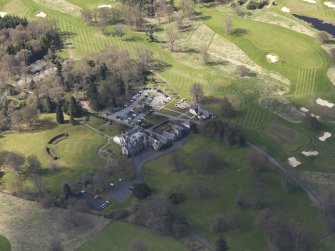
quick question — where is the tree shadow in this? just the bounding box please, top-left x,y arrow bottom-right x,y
176,47 -> 199,53
151,60 -> 172,72
60,31 -> 77,39
231,28 -> 249,37
123,36 -> 144,42
206,60 -> 229,66
32,117 -> 58,132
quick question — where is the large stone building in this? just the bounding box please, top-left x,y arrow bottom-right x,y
189,104 -> 214,120
118,127 -> 148,157
114,120 -> 191,157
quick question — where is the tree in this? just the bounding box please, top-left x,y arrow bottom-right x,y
224,210 -> 240,229
331,48 -> 335,64
168,152 -> 184,172
175,12 -> 185,32
187,180 -> 210,199
3,151 -> 25,174
56,104 -> 64,124
168,191 -> 185,205
81,10 -> 93,24
49,240 -> 64,251
10,110 -> 20,131
320,192 -> 335,232
128,196 -> 178,235
27,155 -> 45,193
189,83 -> 204,103
63,183 -> 72,200
210,214 -> 226,233
221,97 -> 235,117
133,183 -> 152,200
252,176 -> 267,209
216,236 -> 229,251
180,0 -> 195,19
166,27 -> 179,52
224,16 -> 233,35
69,97 -> 76,125
305,115 -> 320,131
128,239 -> 146,251
195,149 -> 220,174
235,65 -> 252,77
200,44 -> 210,64
281,175 -> 297,193
93,168 -> 111,193
235,189 -> 247,209
318,31 -> 330,44
248,151 -> 264,177
113,24 -> 126,40
21,99 -> 40,127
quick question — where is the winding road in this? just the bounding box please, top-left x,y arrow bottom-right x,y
104,133 -> 193,202
247,142 -> 320,207
84,119 -> 321,250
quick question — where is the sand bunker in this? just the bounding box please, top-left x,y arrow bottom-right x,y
300,107 -> 309,112
324,1 -> 335,8
36,12 -> 47,18
319,132 -> 332,141
280,7 -> 290,12
98,4 -> 112,8
0,12 -> 7,18
266,53 -> 279,63
316,98 -> 334,108
303,0 -> 316,3
302,151 -> 319,156
288,157 -> 302,167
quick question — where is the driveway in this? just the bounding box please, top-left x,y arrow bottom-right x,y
103,133 -> 193,202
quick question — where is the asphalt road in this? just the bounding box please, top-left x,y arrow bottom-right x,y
104,133 -> 193,202
247,142 -> 320,207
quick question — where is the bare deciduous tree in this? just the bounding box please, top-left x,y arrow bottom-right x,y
200,44 -> 210,64
189,83 -> 204,103
128,239 -> 147,251
113,23 -> 126,40
210,214 -> 226,233
235,189 -> 247,209
168,151 -> 184,172
81,10 -> 93,24
195,149 -> 220,174
187,180 -> 210,199
224,16 -> 233,35
166,26 -> 179,52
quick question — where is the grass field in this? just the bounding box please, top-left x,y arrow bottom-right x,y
67,0 -> 116,9
76,221 -> 188,251
0,114 -> 105,195
1,0 -> 335,249
142,135 -> 325,250
276,0 -> 335,22
0,234 -> 11,251
0,193 -> 110,251
202,6 -> 333,101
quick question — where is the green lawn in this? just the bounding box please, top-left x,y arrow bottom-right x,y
67,0 -> 116,9
202,6 -> 333,101
0,114 -> 105,195
76,221 -> 188,251
87,117 -> 121,137
276,0 -> 335,22
0,234 -> 10,251
142,135 -> 326,250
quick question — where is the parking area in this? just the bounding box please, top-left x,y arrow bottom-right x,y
102,88 -> 171,126
74,190 -> 111,211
